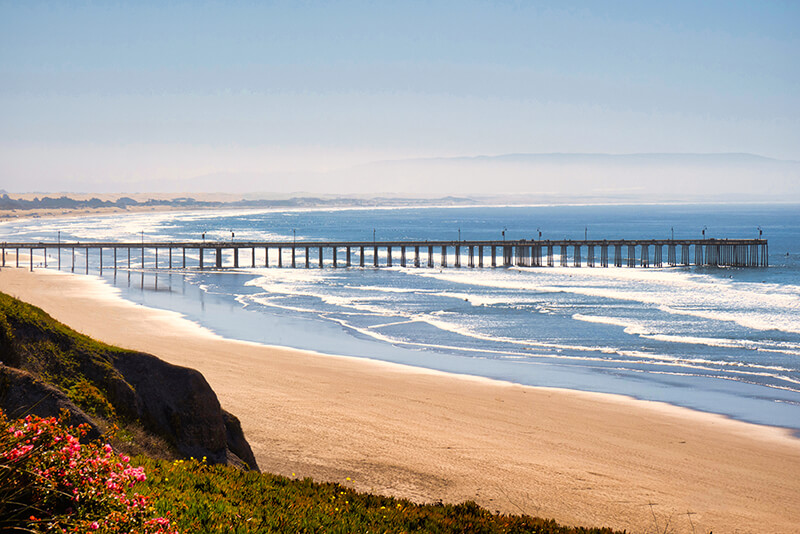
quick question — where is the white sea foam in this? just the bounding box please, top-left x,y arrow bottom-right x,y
430,291 -> 531,307
411,266 -> 800,335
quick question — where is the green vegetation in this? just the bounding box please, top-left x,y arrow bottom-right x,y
0,290 -> 131,417
133,456 -> 622,534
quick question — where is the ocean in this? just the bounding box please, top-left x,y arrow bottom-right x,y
2,203 -> 799,432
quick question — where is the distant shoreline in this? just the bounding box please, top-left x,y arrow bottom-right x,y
3,192 -> 800,223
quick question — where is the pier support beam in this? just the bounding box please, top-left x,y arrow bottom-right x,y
414,246 -> 420,267
386,247 -> 392,267
428,245 -> 433,268
503,246 -> 512,267
360,246 -> 365,267
319,247 -> 323,268
441,246 -> 447,267
373,246 -> 378,267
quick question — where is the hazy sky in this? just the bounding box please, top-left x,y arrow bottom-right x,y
1,1 -> 798,193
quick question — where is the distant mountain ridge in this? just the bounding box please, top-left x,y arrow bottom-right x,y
325,151 -> 800,200
3,152 -> 798,202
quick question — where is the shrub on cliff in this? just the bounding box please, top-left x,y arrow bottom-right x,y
0,409 -> 176,533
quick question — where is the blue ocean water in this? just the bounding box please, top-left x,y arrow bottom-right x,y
2,204 -> 799,431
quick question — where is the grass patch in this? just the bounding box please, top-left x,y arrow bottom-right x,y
67,377 -> 117,418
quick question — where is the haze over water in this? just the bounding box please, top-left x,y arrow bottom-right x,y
3,203 -> 799,432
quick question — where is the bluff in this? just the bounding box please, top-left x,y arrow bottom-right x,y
0,291 -> 258,471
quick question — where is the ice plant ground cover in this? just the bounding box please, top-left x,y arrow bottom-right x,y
0,410 -> 176,533
134,457 -> 623,534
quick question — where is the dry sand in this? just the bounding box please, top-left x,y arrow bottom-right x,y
1,263 -> 799,533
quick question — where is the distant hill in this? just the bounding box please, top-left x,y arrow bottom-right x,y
118,152 -> 800,202
322,152 -> 800,201
3,153 -> 798,203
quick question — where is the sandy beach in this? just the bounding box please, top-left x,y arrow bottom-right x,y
1,263 -> 799,533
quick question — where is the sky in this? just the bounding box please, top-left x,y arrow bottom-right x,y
1,1 -> 798,194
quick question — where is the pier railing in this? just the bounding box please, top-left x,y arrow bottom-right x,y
1,238 -> 768,273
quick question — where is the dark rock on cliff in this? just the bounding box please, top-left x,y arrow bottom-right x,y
111,351 -> 258,469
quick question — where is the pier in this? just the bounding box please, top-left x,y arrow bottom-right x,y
1,238 -> 768,272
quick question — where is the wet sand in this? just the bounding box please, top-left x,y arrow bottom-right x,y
1,264 -> 799,533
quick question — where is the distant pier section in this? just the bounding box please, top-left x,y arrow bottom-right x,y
2,238 -> 768,273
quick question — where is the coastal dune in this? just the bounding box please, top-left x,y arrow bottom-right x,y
1,265 -> 798,533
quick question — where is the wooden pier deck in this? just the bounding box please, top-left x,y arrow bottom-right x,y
2,238 -> 768,273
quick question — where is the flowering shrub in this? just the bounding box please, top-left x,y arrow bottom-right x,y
0,410 -> 177,533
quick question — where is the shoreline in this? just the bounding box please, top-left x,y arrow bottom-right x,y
2,265 -> 800,532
